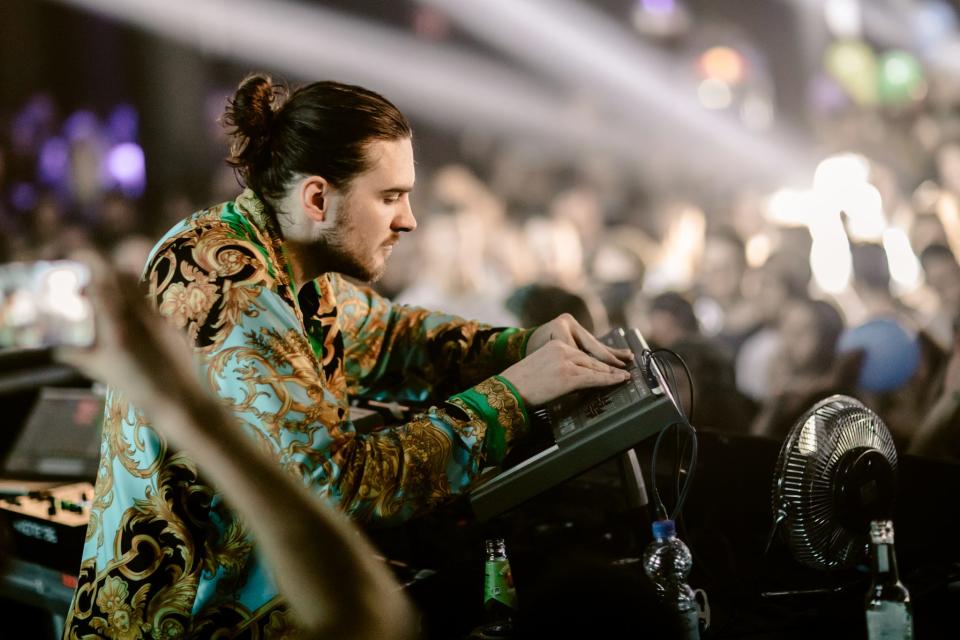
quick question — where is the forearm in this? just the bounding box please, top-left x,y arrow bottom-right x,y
148,391 -> 415,640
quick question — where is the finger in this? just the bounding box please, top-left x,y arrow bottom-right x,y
573,329 -> 631,368
569,350 -> 632,377
572,365 -> 632,388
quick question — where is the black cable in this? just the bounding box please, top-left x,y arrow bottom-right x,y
646,348 -> 698,522
650,348 -> 695,423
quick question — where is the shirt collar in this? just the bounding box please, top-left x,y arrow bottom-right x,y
232,188 -> 305,311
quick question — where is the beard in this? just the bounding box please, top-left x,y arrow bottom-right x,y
314,198 -> 386,283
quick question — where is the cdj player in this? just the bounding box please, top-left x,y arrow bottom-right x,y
470,328 -> 684,520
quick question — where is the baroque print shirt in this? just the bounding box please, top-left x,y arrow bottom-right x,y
63,189 -> 532,639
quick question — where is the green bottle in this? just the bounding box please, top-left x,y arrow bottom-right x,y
480,537 -> 517,638
865,520 -> 913,640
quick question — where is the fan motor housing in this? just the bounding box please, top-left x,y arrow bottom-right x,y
833,446 -> 896,533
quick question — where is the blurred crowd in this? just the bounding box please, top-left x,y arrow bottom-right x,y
2,83 -> 960,463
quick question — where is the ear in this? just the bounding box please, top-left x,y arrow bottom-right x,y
300,176 -> 330,222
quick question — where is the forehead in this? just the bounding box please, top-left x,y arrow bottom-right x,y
357,137 -> 415,187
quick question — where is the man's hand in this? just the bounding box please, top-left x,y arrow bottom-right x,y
500,339 -> 631,407
526,313 -> 633,368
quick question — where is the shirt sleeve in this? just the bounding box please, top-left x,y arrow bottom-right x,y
147,235 -> 531,525
330,274 -> 534,403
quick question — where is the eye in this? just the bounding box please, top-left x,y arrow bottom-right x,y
383,194 -> 401,204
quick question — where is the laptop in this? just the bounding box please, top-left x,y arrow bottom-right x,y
2,387 -> 104,482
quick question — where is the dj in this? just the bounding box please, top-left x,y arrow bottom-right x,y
63,75 -> 632,637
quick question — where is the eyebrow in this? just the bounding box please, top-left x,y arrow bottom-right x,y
380,186 -> 414,195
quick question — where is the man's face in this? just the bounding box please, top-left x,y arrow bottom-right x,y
700,237 -> 745,303
322,137 -> 417,282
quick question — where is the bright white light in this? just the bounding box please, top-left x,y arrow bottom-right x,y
843,183 -> 886,241
40,268 -> 88,322
697,78 -> 733,110
810,229 -> 852,294
765,188 -> 819,227
882,227 -> 922,290
745,233 -> 771,268
813,153 -> 870,196
645,205 -> 704,291
824,0 -> 862,39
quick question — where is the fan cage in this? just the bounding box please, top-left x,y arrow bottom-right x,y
772,395 -> 898,570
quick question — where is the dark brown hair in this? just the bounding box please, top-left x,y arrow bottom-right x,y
222,74 -> 412,200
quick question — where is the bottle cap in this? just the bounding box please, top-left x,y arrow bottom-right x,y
651,519 -> 675,539
869,520 -> 894,544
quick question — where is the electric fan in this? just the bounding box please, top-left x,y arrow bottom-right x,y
770,395 -> 898,571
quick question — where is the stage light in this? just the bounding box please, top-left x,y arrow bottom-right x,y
697,78 -> 732,110
698,46 -> 746,85
813,153 -> 870,197
877,50 -> 925,105
37,137 -> 70,185
824,0 -> 862,39
745,233 -> 771,268
631,0 -> 690,37
640,0 -> 675,14
105,142 -> 146,195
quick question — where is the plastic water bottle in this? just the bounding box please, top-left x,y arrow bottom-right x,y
643,519 -> 700,640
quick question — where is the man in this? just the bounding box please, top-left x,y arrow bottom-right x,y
63,76 -> 630,637
919,243 -> 960,350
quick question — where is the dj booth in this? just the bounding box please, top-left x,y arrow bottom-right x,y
0,334 -> 957,639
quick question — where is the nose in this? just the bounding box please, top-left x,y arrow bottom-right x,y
392,199 -> 417,233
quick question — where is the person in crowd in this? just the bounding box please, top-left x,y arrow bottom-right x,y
62,74 -> 633,637
56,253 -> 416,640
865,328 -> 946,447
506,283 -> 606,335
918,243 -> 960,350
589,225 -> 652,330
751,298 -> 860,438
669,334 -> 754,433
849,242 -> 916,326
693,226 -> 755,356
642,291 -> 699,349
735,252 -> 811,403
909,314 -> 960,460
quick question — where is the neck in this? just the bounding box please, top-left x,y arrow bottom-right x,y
281,239 -> 324,291
271,192 -> 326,291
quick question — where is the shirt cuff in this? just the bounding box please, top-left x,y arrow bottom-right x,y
492,327 -> 537,365
449,375 -> 529,464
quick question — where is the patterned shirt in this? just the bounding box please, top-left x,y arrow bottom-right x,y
63,189 -> 532,639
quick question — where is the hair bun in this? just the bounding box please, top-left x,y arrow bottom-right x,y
223,74 -> 288,171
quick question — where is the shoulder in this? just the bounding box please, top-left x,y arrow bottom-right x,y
147,203 -> 276,294
145,203 -> 282,349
